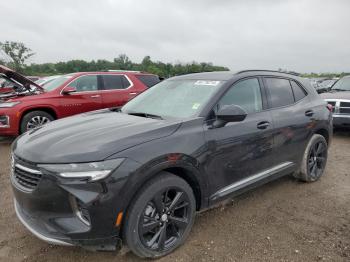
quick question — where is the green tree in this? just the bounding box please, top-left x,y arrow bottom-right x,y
0,41 -> 35,72
114,54 -> 132,70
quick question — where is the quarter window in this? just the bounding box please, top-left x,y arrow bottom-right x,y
291,80 -> 307,101
218,78 -> 263,114
265,78 -> 294,108
102,75 -> 129,90
69,75 -> 98,92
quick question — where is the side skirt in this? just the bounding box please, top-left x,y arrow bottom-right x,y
209,162 -> 295,202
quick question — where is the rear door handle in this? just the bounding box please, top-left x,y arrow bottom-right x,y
257,121 -> 270,130
305,110 -> 314,117
129,92 -> 137,95
90,95 -> 100,98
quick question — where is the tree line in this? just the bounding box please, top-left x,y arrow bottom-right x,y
0,41 -> 229,78
0,41 -> 349,78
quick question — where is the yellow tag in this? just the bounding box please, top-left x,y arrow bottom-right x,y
192,103 -> 200,109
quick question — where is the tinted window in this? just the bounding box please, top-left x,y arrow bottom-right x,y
265,78 -> 294,108
291,80 -> 307,101
136,75 -> 160,88
102,75 -> 130,90
218,78 -> 263,114
69,75 -> 98,92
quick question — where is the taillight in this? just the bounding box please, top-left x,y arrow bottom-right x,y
327,104 -> 333,112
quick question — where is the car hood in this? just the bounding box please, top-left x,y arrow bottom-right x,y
0,65 -> 44,92
13,109 -> 182,163
320,91 -> 350,100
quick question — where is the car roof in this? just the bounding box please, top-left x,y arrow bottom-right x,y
67,71 -> 156,77
171,70 -> 302,81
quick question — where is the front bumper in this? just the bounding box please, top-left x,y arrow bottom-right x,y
11,155 -> 140,251
14,200 -> 73,246
332,114 -> 350,127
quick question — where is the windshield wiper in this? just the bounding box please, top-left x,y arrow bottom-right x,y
127,112 -> 163,120
331,88 -> 348,92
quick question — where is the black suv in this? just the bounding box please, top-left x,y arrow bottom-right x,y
11,70 -> 332,258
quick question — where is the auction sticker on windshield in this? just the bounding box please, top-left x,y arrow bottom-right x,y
194,80 -> 220,86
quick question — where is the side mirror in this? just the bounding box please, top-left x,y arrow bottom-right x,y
212,105 -> 247,128
62,86 -> 77,95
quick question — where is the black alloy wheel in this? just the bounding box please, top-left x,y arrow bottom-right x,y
139,188 -> 191,251
295,134 -> 328,182
307,140 -> 327,180
124,173 -> 196,258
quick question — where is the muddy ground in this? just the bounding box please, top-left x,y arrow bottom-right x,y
0,132 -> 349,262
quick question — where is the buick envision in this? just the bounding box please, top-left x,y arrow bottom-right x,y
11,70 -> 332,258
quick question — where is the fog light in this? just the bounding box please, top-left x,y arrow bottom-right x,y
0,116 -> 9,128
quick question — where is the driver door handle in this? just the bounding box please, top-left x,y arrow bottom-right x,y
90,95 -> 100,98
257,121 -> 270,130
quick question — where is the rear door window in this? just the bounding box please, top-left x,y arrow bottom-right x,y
102,75 -> 131,90
265,78 -> 294,108
290,80 -> 307,101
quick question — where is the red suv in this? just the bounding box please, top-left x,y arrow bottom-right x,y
0,66 -> 160,136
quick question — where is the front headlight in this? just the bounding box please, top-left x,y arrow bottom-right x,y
0,102 -> 21,108
38,158 -> 125,181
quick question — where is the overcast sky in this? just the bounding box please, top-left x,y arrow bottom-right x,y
1,0 -> 349,73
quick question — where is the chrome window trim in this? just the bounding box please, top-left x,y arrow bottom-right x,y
60,74 -> 134,96
0,115 -> 10,128
210,161 -> 294,200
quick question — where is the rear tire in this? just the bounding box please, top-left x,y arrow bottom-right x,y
20,111 -> 54,134
123,172 -> 196,258
294,134 -> 328,182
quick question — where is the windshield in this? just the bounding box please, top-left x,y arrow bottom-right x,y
43,75 -> 74,91
122,79 -> 224,119
331,77 -> 350,91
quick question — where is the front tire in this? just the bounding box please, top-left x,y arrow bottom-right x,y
124,172 -> 196,258
20,111 -> 54,134
294,134 -> 328,182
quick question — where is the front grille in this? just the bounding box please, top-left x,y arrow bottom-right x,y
13,164 -> 42,191
339,108 -> 350,114
340,102 -> 350,108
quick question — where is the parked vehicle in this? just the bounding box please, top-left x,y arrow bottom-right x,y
11,70 -> 332,258
321,75 -> 350,128
315,78 -> 338,94
0,66 -> 160,135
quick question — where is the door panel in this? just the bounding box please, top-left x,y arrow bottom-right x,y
100,75 -> 141,107
59,75 -> 103,117
203,78 -> 275,200
264,77 -> 313,165
204,111 -> 274,199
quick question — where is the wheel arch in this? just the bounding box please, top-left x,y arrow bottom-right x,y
19,106 -> 58,133
314,128 -> 330,145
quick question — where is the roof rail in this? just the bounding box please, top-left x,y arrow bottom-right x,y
104,70 -> 142,73
236,70 -> 300,76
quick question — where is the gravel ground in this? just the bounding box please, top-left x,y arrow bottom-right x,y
0,132 -> 349,262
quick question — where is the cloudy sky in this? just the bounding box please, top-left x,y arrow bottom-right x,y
1,0 -> 349,73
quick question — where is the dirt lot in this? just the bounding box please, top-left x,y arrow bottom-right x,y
0,132 -> 349,262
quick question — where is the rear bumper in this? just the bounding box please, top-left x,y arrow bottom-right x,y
333,114 -> 350,127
